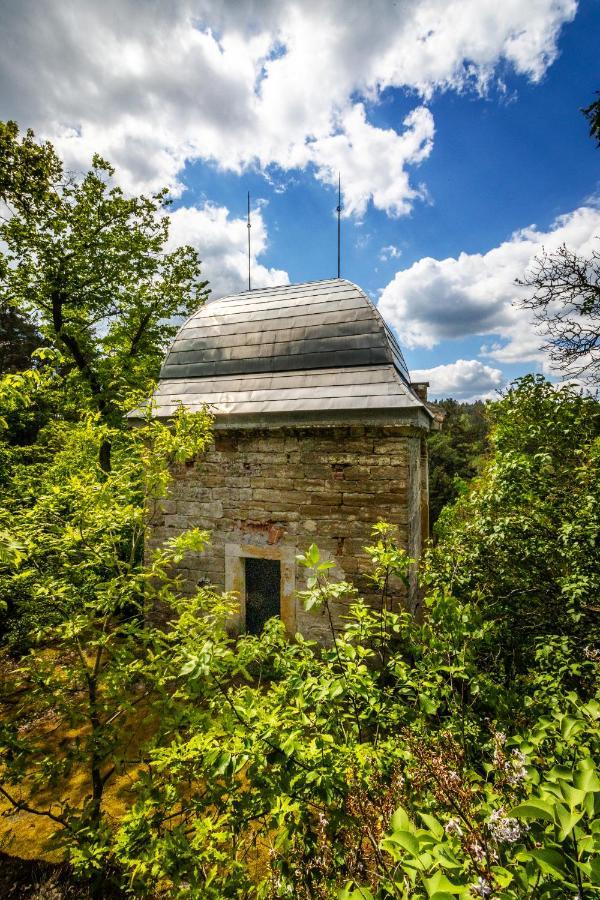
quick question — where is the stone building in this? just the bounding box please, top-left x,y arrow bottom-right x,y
145,278 -> 432,642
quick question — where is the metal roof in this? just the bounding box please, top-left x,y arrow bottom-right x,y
160,278 -> 411,381
145,279 -> 431,428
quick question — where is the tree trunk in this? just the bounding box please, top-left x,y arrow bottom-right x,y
99,439 -> 112,474
51,287 -> 114,473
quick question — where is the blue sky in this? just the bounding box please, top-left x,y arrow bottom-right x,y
1,0 -> 599,398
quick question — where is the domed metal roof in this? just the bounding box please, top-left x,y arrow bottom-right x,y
161,278 -> 410,380
148,279 -> 431,428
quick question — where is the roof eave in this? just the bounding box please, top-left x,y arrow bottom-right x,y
129,406 -> 431,431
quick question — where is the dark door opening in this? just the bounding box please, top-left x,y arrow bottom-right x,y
245,557 -> 281,635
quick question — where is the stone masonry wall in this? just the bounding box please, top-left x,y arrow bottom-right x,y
148,424 -> 426,642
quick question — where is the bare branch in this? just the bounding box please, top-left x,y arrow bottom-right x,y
517,243 -> 600,384
0,783 -> 67,828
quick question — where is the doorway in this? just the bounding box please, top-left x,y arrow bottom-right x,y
244,557 -> 281,634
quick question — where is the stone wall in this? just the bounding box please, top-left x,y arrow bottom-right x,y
148,424 -> 426,642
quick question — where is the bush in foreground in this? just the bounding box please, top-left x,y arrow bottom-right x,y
0,377 -> 598,898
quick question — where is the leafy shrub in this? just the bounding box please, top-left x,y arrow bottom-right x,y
1,376 -> 598,898
429,375 -> 600,679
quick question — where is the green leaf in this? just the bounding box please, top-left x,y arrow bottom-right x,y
556,805 -> 583,841
386,829 -> 420,857
338,884 -> 375,900
391,806 -> 412,833
491,866 -> 513,888
527,848 -> 567,877
419,812 -> 444,840
180,655 -> 198,676
305,544 -> 320,566
548,765 -> 575,782
583,791 -> 596,817
212,751 -> 231,776
419,694 -> 440,715
421,871 -> 465,896
560,715 -> 583,740
559,781 -> 587,810
511,799 -> 555,822
280,731 -> 301,757
574,758 -> 600,793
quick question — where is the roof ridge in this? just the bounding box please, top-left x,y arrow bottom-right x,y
207,277 -> 346,302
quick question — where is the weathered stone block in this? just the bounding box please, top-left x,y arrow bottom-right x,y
151,424 -> 426,640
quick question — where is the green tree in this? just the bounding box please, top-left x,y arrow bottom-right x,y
0,121 -> 209,471
113,512 -> 599,898
0,403 -> 216,893
0,300 -> 44,376
430,375 -> 600,679
583,90 -> 600,147
1,376 -> 598,896
428,399 -> 490,529
0,119 -> 218,885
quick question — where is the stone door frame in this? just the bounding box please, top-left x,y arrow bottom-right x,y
224,543 -> 297,635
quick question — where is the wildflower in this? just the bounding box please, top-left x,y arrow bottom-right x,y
506,749 -> 527,784
492,736 -> 528,783
444,816 -> 463,837
492,734 -> 506,768
471,876 -> 492,897
487,808 -> 525,843
470,840 -> 485,862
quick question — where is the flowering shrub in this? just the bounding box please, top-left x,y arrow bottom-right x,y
109,528 -> 598,898
373,698 -> 600,898
0,377 -> 598,898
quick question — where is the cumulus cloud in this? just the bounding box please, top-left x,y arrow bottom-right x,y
310,105 -> 434,217
412,359 -> 505,401
379,244 -> 402,262
379,204 -> 600,367
167,203 -> 289,299
0,0 -> 577,215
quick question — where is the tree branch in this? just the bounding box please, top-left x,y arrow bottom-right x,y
0,783 -> 68,828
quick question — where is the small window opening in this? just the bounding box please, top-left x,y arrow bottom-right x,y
245,557 -> 281,635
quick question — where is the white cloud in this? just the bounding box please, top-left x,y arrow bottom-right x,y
379,244 -> 402,262
0,0 -> 577,216
379,204 -> 600,367
310,105 -> 434,218
167,203 -> 289,299
412,359 -> 505,401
